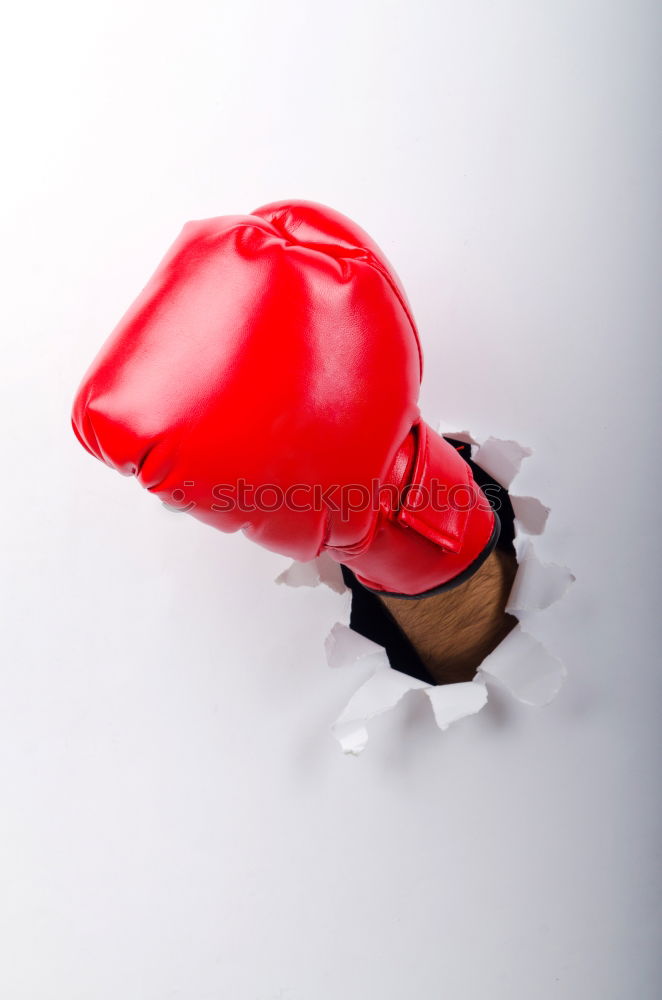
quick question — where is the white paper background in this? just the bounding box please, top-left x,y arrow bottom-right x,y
1,1 -> 660,997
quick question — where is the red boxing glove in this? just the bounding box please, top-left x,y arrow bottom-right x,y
72,201 -> 498,597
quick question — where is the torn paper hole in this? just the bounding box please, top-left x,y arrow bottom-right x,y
507,540 -> 575,613
327,624 -> 488,754
275,432 -> 574,754
510,495 -> 550,535
276,551 -> 347,594
476,625 -> 566,706
473,437 -> 533,489
436,427 -> 479,446
325,622 -> 381,669
424,681 -> 488,730
330,633 -> 425,753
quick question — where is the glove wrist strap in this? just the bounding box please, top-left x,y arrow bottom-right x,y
331,421 -> 499,598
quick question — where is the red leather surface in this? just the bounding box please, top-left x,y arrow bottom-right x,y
72,200 -> 495,595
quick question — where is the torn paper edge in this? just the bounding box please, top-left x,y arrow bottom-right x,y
507,538 -> 575,614
275,551 -> 347,594
471,436 -> 533,489
476,624 -> 567,706
510,495 -> 550,536
275,429 -> 575,754
328,624 -> 489,754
